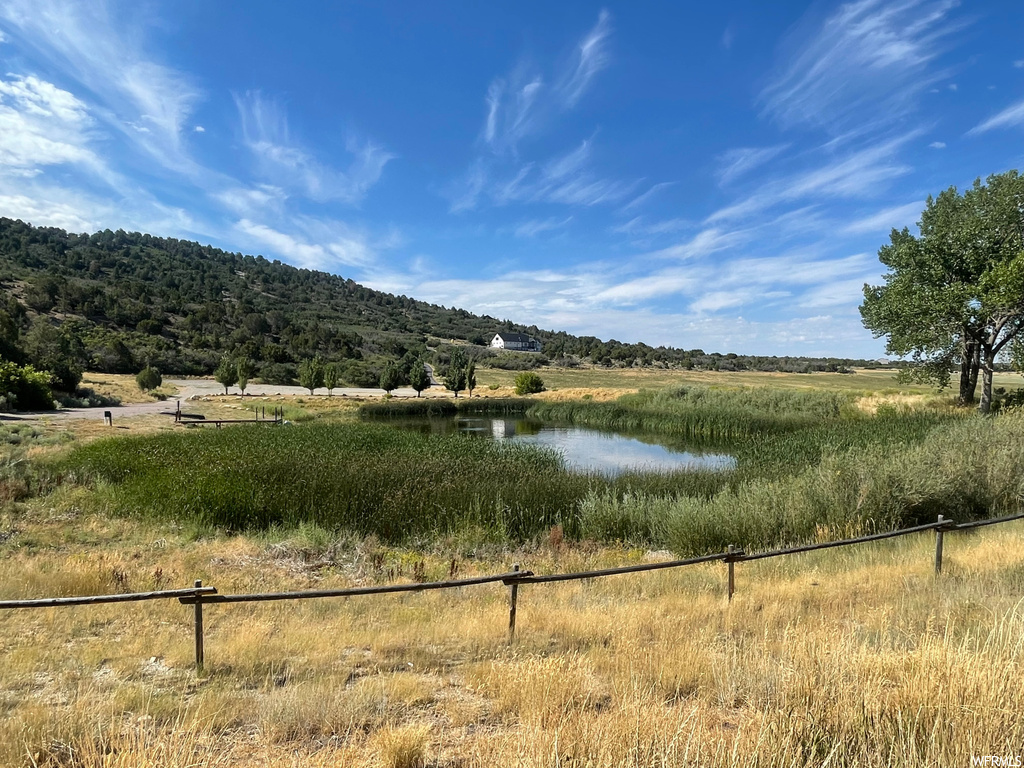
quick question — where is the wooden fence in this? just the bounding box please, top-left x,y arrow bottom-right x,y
2,511 -> 1022,670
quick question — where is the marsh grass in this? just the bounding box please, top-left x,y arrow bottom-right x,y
55,384 -> 1017,556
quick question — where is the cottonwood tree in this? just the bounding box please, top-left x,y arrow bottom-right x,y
324,363 -> 340,396
409,362 -> 430,397
298,355 -> 325,395
379,361 -> 402,395
236,358 -> 255,395
861,171 -> 1024,413
214,356 -> 237,395
443,348 -> 468,398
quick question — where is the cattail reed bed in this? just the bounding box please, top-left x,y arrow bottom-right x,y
56,387 -> 1021,555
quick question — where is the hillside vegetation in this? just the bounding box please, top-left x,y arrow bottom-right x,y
0,217 -> 878,392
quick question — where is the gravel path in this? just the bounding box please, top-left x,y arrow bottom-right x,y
0,376 -> 443,422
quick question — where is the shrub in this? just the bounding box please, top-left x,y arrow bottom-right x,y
514,371 -> 545,395
136,366 -> 162,391
0,361 -> 53,411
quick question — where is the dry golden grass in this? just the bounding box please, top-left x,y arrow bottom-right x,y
475,365 -> 1024,396
80,373 -> 178,404
1,504 -> 1021,767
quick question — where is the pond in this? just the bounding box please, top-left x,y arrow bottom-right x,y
386,416 -> 737,476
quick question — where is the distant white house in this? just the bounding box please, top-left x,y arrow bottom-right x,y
490,332 -> 541,352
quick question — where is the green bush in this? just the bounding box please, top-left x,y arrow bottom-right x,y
514,371 -> 545,395
136,366 -> 162,391
0,360 -> 53,411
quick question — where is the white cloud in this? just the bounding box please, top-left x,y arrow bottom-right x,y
716,145 -> 788,186
650,227 -> 748,260
760,0 -> 961,131
235,217 -> 379,271
707,133 -> 916,223
0,0 -> 201,172
235,91 -> 395,204
213,185 -> 285,217
929,141 -> 946,148
515,216 -> 572,238
621,181 -> 675,212
473,11 -> 613,156
612,216 -> 690,237
0,29 -> 7,44
0,75 -> 97,170
798,276 -> 876,308
193,125 -> 205,133
558,10 -> 612,108
840,201 -> 922,234
1014,60 -> 1024,68
967,98 -> 1024,134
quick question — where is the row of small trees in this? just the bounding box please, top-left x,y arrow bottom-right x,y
198,350 -> 543,398
205,354 -> 435,397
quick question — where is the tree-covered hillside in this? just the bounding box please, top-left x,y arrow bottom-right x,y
0,217 -> 877,390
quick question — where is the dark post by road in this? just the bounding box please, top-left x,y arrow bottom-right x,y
103,410 -> 112,426
935,515 -> 945,574
508,563 -> 520,643
194,579 -> 205,671
727,545 -> 736,601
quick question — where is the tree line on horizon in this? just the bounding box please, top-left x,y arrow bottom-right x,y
0,216 -> 888,409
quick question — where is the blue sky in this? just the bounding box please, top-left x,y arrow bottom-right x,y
0,1 -> 1022,357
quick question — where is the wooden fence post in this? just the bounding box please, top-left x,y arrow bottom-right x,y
193,579 -> 205,672
727,546 -> 736,602
935,515 -> 945,575
508,564 -> 520,644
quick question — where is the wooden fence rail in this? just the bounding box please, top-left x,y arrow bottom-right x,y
1,512 -> 1022,670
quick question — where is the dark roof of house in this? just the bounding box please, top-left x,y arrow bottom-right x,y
493,332 -> 536,343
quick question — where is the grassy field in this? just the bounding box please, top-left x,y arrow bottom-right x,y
474,364 -> 1024,395
0,509 -> 1021,766
1,370 -> 1023,765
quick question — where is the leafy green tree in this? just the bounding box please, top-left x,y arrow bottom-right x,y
236,358 -> 256,395
409,362 -> 430,397
514,371 -> 545,395
0,360 -> 53,411
861,171 -> 1024,413
214,356 -> 237,395
23,318 -> 83,392
298,355 -> 325,394
324,362 -> 340,396
443,348 -> 468,398
136,366 -> 162,391
465,360 -> 476,397
379,361 -> 402,395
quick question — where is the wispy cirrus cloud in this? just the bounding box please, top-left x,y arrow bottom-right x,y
515,216 -> 573,238
967,98 -> 1024,134
454,139 -> 637,212
452,11 -> 624,214
716,144 -> 788,186
0,0 -> 201,172
235,91 -> 395,206
840,201 -> 922,234
621,181 -> 675,213
760,0 -> 961,131
235,216 -> 382,271
557,10 -> 612,108
707,132 -> 917,224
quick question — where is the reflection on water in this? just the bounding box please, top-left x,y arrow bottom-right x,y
391,416 -> 736,476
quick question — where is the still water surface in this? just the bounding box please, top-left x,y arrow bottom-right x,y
391,416 -> 737,476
